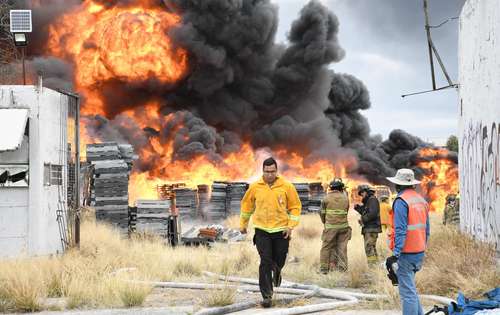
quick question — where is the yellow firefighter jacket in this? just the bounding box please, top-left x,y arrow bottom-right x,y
379,200 -> 392,227
240,176 -> 302,233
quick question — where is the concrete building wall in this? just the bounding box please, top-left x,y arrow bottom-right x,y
33,88 -> 70,255
0,85 -> 69,257
459,0 -> 500,250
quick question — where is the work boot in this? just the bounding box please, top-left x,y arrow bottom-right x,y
261,298 -> 272,308
272,269 -> 282,287
319,268 -> 329,275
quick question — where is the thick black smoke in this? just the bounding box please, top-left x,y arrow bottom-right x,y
23,0 -> 456,183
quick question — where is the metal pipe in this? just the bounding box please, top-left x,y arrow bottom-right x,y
21,46 -> 26,85
75,95 -> 81,248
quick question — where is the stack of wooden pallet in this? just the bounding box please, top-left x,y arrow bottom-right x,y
133,199 -> 171,236
226,182 -> 249,215
206,182 -> 227,221
197,184 -> 210,217
87,142 -> 133,235
174,188 -> 198,218
293,183 -> 310,212
308,182 -> 325,212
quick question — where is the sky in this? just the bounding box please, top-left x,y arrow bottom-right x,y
273,0 -> 465,145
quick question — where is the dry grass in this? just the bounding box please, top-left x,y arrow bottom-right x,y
0,261 -> 44,312
295,224 -> 322,240
416,224 -> 499,298
203,282 -> 237,307
118,282 -> 152,307
0,212 -> 497,312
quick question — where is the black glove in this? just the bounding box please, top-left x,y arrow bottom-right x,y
385,255 -> 399,286
354,204 -> 365,215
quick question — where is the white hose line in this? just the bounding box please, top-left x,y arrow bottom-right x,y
261,300 -> 359,315
203,271 -> 361,301
128,274 -> 453,315
195,284 -> 321,315
203,271 -> 453,304
421,295 -> 455,305
129,280 -> 310,295
194,300 -> 259,315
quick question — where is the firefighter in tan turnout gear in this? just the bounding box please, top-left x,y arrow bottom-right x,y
319,178 -> 351,273
443,193 -> 460,226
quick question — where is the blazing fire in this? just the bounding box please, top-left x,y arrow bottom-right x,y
124,104 -> 355,203
46,0 -> 188,117
44,0 -> 359,204
417,148 -> 459,212
43,0 -> 456,208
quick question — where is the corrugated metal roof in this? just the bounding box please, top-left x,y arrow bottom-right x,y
0,108 -> 29,152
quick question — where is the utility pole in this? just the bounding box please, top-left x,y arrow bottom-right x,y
423,0 -> 454,87
402,0 -> 458,97
423,0 -> 437,90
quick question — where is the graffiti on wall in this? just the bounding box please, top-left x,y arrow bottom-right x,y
460,120 -> 500,248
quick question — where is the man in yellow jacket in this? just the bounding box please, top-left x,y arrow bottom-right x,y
240,157 -> 302,308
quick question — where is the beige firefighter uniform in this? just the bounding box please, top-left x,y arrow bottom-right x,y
319,190 -> 351,272
443,195 -> 460,226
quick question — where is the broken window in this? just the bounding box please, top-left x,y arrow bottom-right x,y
0,109 -> 30,188
0,166 -> 29,187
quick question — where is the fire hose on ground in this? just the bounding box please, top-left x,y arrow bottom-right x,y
121,269 -> 454,315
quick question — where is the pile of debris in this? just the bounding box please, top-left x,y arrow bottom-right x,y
308,182 -> 325,212
86,142 -> 136,234
181,224 -> 245,246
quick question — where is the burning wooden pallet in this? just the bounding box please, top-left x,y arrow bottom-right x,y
157,183 -> 186,200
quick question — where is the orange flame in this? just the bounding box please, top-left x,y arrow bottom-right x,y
417,148 -> 459,212
47,0 -> 188,116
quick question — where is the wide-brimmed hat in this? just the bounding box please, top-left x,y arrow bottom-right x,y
386,168 -> 421,186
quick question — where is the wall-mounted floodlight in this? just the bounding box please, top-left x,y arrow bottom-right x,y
13,33 -> 27,46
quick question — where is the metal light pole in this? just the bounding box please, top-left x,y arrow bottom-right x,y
10,10 -> 32,85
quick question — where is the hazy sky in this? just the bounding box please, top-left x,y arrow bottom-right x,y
273,0 -> 465,145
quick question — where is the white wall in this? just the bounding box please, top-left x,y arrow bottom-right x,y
0,85 -> 68,257
0,188 -> 28,256
459,0 -> 500,250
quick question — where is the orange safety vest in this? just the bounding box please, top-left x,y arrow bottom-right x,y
389,189 -> 429,253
